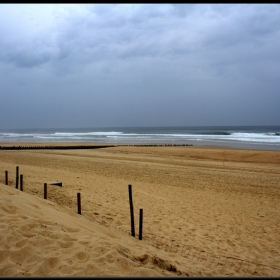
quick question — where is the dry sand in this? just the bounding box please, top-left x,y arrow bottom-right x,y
0,143 -> 280,276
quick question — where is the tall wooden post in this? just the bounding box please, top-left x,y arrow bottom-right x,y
139,208 -> 143,240
5,171 -> 8,185
20,174 -> 23,191
128,184 -> 135,237
77,193 -> 81,215
15,166 -> 19,189
44,183 -> 47,199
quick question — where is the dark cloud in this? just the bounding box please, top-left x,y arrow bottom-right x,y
5,49 -> 51,68
0,4 -> 279,129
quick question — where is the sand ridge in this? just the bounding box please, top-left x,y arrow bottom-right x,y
0,144 -> 280,276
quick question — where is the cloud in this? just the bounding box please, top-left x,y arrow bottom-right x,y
0,4 -> 279,128
1,4 -> 279,73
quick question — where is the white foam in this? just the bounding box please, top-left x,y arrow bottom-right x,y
1,130 -> 280,145
53,131 -> 124,137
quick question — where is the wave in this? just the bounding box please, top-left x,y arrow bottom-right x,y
1,129 -> 280,145
0,133 -> 35,138
198,132 -> 231,136
266,132 -> 280,136
228,133 -> 280,143
53,131 -> 124,137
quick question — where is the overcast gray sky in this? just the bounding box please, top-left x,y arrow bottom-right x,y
0,4 -> 279,129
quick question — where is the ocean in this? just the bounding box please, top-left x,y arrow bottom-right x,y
0,126 -> 280,150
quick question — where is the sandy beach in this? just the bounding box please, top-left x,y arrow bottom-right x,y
0,143 -> 280,276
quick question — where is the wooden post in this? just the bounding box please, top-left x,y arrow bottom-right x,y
128,184 -> 135,237
139,208 -> 143,240
5,171 -> 8,185
44,183 -> 47,199
15,166 -> 19,189
20,174 -> 23,191
77,193 -> 81,215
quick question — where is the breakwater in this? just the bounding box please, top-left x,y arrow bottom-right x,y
0,144 -> 192,150
0,145 -> 115,150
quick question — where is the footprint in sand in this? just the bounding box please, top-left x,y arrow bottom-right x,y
15,239 -> 29,249
33,256 -> 60,275
19,215 -> 29,220
57,240 -> 74,249
1,204 -> 18,214
74,251 -> 90,262
62,226 -> 80,233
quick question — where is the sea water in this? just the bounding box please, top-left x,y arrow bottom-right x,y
0,126 -> 280,150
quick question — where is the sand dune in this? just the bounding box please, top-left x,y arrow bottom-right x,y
0,184 -> 189,276
0,144 -> 280,276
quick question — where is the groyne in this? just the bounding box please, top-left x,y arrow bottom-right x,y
0,144 -> 192,150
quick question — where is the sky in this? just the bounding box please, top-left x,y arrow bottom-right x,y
0,4 -> 280,129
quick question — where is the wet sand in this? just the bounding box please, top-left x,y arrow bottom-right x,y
0,143 -> 280,276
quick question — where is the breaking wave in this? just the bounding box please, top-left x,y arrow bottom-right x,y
0,127 -> 279,149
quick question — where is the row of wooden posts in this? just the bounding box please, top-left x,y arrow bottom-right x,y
4,167 -> 143,240
5,167 -> 23,191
